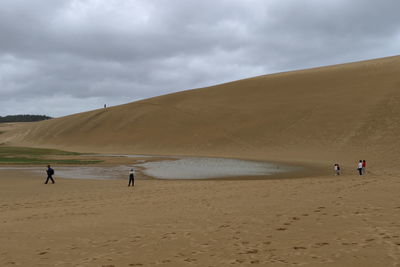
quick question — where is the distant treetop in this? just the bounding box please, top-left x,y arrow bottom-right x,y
0,114 -> 52,123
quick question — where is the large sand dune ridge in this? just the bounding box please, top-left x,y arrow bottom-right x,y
2,55 -> 400,168
2,56 -> 400,266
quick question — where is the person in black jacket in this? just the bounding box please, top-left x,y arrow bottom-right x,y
45,165 -> 55,184
128,168 -> 135,187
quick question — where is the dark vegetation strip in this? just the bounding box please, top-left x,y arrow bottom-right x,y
0,114 -> 52,123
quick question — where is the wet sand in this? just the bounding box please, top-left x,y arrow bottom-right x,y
1,169 -> 399,266
0,153 -> 315,181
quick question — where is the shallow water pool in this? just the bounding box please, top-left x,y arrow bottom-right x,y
0,155 -> 296,180
136,157 -> 293,179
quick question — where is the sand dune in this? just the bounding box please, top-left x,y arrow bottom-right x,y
2,56 -> 400,266
2,56 -> 400,169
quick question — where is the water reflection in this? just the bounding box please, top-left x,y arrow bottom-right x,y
136,157 -> 292,179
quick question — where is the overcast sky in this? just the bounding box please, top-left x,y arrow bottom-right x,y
0,0 -> 399,117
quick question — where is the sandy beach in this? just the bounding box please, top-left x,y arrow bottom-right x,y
1,168 -> 399,266
1,56 -> 400,266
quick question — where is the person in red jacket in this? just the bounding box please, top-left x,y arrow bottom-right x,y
362,160 -> 366,175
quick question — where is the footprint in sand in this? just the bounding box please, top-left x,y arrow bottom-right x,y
231,259 -> 245,264
161,232 -> 177,240
282,216 -> 301,226
314,242 -> 329,247
245,249 -> 258,254
183,258 -> 197,262
130,235 -> 142,242
293,246 -> 307,250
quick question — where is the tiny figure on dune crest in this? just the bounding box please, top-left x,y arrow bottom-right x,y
104,104 -> 106,108
362,160 -> 366,175
128,168 -> 135,187
45,165 -> 55,184
334,164 -> 341,175
357,160 -> 363,176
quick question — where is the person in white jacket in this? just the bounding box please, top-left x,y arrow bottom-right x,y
357,160 -> 363,175
334,164 -> 341,175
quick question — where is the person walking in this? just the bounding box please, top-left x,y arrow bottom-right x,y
362,160 -> 366,175
128,168 -> 135,187
357,160 -> 363,176
334,164 -> 341,175
45,165 -> 55,184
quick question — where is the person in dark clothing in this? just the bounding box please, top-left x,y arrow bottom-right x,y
128,168 -> 135,187
45,165 -> 55,184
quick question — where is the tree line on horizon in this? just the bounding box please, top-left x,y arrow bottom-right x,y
0,114 -> 52,123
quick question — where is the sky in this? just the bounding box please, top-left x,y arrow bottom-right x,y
0,0 -> 399,117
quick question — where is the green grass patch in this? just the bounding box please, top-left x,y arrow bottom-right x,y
0,157 -> 102,165
0,146 -> 101,165
0,146 -> 81,156
0,131 -> 5,135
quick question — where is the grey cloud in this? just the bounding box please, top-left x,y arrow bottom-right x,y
0,0 -> 399,117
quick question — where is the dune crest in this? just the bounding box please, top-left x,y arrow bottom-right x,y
2,55 -> 400,167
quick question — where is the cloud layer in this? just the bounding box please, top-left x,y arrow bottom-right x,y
1,0 -> 399,117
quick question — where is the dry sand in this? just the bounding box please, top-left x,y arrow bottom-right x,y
1,55 -> 400,266
1,170 -> 400,266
